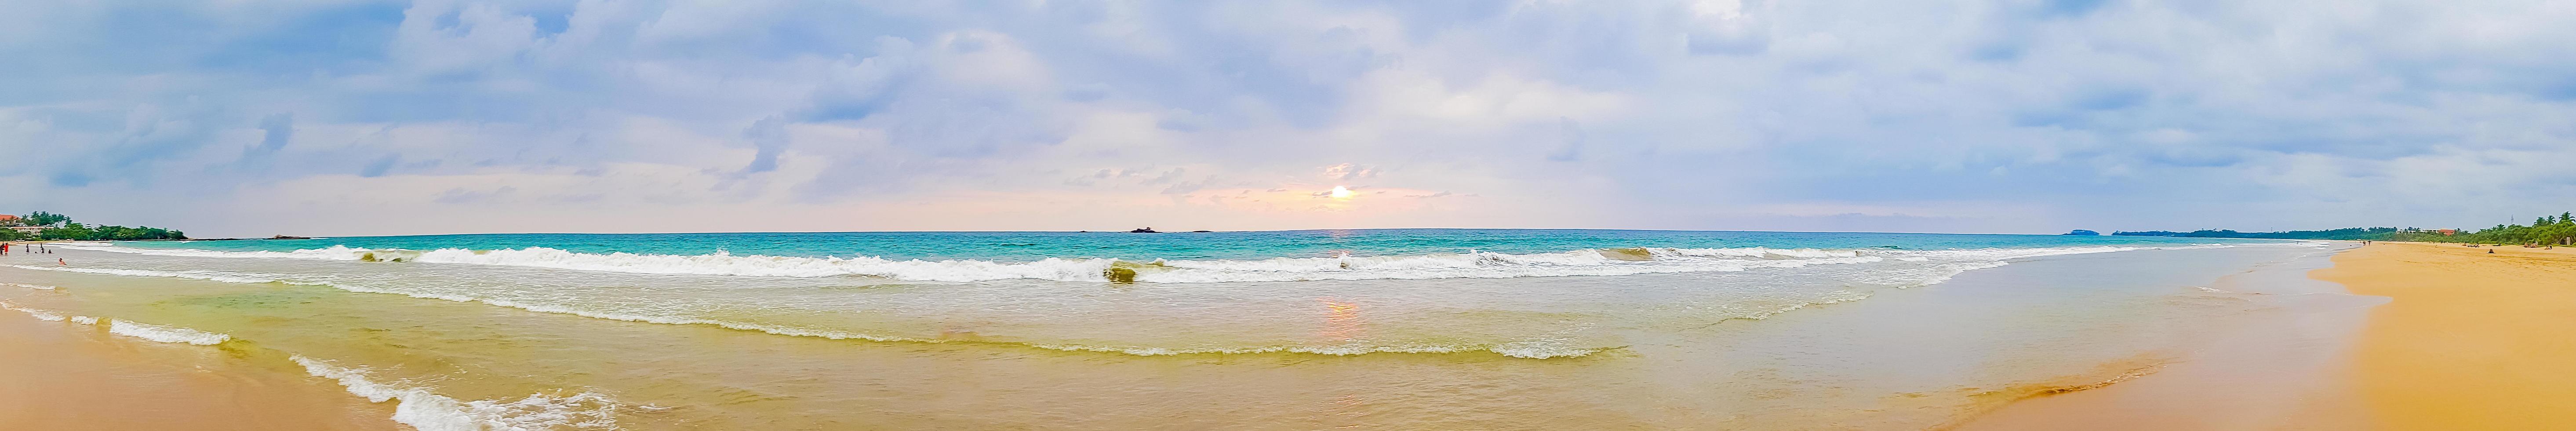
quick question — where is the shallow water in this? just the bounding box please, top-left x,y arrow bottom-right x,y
0,230 -> 2348,430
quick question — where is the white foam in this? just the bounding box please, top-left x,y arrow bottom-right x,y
290,355 -> 620,431
3,264 -> 318,285
65,245 -> 1908,283
106,320 -> 231,345
69,315 -> 97,325
65,242 -> 2266,284
0,301 -> 68,321
1492,340 -> 1600,359
4,282 -> 57,290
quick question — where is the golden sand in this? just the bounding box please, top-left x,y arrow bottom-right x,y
2314,242 -> 2576,429
0,314 -> 400,431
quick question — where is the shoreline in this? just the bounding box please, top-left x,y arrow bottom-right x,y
0,310 -> 401,431
1964,241 -> 2576,429
1954,241 -> 2381,430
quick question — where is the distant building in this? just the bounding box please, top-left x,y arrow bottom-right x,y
2438,229 -> 2458,236
7,226 -> 40,235
0,214 -> 17,224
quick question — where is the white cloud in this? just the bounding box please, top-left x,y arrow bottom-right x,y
3,0 -> 2573,236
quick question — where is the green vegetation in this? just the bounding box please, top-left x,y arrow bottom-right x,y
2433,212 -> 2576,246
37,223 -> 187,241
2114,211 -> 2576,246
2114,227 -> 2404,240
1,211 -> 186,241
22,211 -> 69,226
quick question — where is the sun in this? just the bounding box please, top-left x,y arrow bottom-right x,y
1328,186 -> 1354,199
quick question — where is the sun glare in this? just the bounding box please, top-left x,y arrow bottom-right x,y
1328,186 -> 1355,199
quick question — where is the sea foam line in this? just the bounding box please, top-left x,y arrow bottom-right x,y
1,301 -> 226,344
48,243 -> 2212,283
4,264 -> 322,285
0,300 -> 70,322
106,319 -> 231,345
291,355 -> 620,431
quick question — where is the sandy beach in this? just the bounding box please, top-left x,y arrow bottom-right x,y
2314,242 -> 2576,429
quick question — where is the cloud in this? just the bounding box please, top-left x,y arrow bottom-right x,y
3,0 -> 2573,236
249,113 -> 294,157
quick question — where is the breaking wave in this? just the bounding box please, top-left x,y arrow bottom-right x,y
4,303 -> 229,345
292,355 -> 622,431
52,243 -> 2214,284
107,319 -> 232,345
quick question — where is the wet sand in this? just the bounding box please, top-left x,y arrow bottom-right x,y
0,312 -> 400,431
2314,242 -> 2576,429
1954,242 -> 2380,430
1968,241 -> 2576,430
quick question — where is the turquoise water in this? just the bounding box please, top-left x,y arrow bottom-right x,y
115,229 -> 2275,261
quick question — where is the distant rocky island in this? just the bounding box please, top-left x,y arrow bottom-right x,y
1121,228 -> 1214,233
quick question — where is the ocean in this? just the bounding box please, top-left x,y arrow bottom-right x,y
0,230 -> 2353,430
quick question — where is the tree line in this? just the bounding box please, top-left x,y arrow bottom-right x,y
0,211 -> 187,241
2427,212 -> 2576,245
2112,211 -> 2576,246
2114,227 -> 2402,240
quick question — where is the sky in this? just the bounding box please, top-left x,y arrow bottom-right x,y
3,0 -> 2573,237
